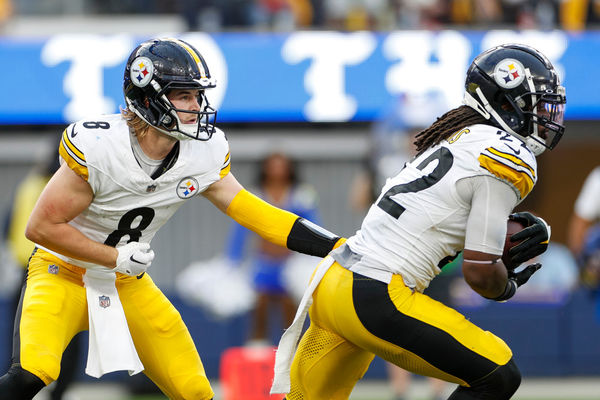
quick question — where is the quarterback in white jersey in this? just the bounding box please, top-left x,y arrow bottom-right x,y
45,113 -> 232,269
274,44 -> 565,400
0,38 -> 344,400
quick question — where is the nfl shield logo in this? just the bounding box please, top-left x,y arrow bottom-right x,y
98,295 -> 111,308
48,264 -> 59,274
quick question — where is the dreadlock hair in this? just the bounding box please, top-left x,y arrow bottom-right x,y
414,105 -> 489,156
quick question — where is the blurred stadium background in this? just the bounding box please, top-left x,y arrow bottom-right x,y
1,0 -> 600,399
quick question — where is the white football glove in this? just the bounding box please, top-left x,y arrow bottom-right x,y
114,242 -> 155,276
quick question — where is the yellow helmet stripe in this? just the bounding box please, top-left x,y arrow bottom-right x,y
168,38 -> 206,77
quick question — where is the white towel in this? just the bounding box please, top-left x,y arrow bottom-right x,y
270,256 -> 335,394
83,268 -> 144,378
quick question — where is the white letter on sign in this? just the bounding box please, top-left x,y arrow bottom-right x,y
282,32 -> 376,122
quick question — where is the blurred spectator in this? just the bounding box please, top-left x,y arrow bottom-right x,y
568,166 -> 600,259
0,0 -> 12,29
579,224 -> 600,293
502,0 -> 559,29
560,0 -> 600,31
226,152 -> 321,345
568,166 -> 600,310
178,0 -> 261,31
12,0 -> 600,30
450,0 -> 503,26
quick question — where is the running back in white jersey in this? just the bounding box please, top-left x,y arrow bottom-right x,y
44,113 -> 231,269
346,124 -> 537,292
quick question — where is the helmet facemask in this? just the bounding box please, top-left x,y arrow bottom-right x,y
147,81 -> 218,141
519,86 -> 566,155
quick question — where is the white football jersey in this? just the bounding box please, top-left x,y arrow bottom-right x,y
346,124 -> 537,292
43,114 -> 231,269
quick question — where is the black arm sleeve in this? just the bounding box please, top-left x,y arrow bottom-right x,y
286,217 -> 341,258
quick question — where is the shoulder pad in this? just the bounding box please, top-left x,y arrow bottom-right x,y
478,130 -> 537,200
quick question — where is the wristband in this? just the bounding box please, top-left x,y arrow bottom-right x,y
490,279 -> 517,302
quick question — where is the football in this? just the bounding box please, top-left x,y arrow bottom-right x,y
502,218 -> 526,269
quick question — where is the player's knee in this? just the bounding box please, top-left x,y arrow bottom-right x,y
493,358 -> 521,396
478,358 -> 521,399
0,364 -> 46,400
175,374 -> 213,400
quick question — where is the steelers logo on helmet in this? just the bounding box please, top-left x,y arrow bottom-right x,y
130,56 -> 154,88
493,58 -> 525,89
176,176 -> 200,199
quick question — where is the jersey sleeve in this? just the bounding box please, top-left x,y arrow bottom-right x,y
59,123 -> 89,181
477,143 -> 537,201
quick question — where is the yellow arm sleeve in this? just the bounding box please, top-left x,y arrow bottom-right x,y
226,189 -> 297,248
226,189 -> 344,257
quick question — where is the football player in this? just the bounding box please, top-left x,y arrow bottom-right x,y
0,38 -> 343,400
271,44 -> 565,400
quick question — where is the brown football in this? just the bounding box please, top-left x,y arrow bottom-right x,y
502,219 -> 526,269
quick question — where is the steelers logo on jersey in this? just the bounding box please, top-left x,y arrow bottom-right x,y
176,177 -> 200,199
130,56 -> 154,88
493,58 -> 525,89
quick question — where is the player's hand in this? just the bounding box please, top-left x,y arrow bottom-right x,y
114,242 -> 155,276
509,262 -> 542,287
507,212 -> 550,265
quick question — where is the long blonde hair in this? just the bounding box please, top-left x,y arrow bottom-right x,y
120,107 -> 150,138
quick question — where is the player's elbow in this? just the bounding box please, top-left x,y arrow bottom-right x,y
24,216 -> 51,245
24,221 -> 41,244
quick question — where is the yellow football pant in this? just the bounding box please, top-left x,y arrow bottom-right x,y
15,249 -> 213,400
288,262 -> 513,400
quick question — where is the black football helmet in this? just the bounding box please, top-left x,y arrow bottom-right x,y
463,43 -> 566,155
123,38 -> 217,141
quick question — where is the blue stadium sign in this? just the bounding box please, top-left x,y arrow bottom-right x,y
0,30 -> 595,124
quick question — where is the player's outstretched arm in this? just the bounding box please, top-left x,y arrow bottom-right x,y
203,173 -> 344,257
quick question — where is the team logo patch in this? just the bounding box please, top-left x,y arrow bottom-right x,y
493,58 -> 525,89
99,295 -> 111,308
130,56 -> 154,88
176,177 -> 199,199
48,264 -> 59,274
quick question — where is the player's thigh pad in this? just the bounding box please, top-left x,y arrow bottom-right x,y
17,250 -> 87,384
117,273 -> 213,400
